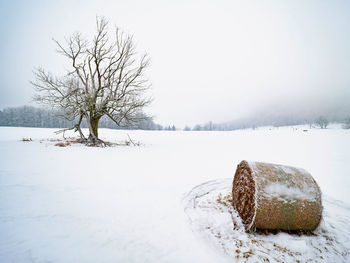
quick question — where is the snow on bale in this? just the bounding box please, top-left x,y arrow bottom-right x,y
232,160 -> 322,232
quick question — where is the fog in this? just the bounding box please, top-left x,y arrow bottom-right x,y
1,0 -> 350,127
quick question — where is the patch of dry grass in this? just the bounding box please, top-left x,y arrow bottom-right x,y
54,141 -> 71,147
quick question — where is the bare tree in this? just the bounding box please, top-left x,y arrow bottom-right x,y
32,17 -> 151,145
315,116 -> 329,129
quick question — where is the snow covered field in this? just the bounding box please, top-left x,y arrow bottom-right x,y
0,125 -> 349,262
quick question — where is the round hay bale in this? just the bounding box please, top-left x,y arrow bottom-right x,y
232,160 -> 322,231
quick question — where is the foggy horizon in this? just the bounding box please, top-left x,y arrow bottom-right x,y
1,0 -> 350,127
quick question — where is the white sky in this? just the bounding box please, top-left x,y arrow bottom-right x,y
1,0 -> 350,127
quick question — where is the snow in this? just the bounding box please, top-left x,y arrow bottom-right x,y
183,178 -> 350,262
0,125 -> 349,262
257,163 -> 321,203
263,181 -> 316,202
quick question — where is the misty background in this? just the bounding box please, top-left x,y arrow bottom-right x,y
1,0 -> 350,128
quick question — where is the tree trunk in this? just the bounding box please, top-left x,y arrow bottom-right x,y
91,116 -> 99,138
87,114 -> 101,144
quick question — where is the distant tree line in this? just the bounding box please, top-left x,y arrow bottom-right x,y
2,106 -> 348,131
164,125 -> 176,131
185,115 -> 350,131
343,117 -> 350,129
0,106 -> 163,130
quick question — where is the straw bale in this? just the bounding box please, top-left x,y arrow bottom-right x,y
232,161 -> 322,231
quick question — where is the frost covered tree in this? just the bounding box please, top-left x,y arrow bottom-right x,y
315,116 -> 329,129
32,17 -> 151,145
